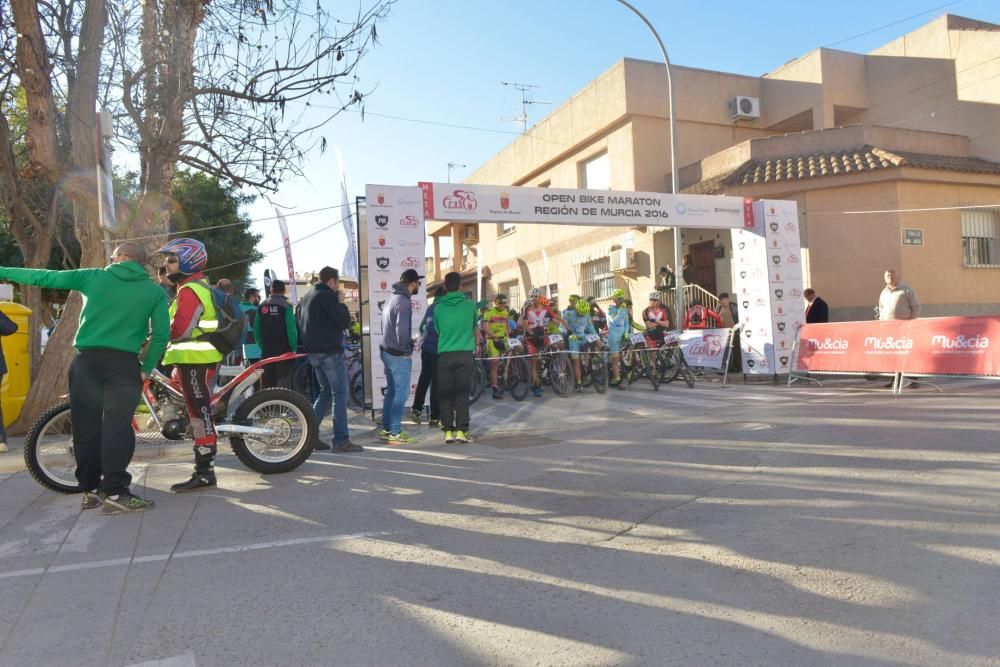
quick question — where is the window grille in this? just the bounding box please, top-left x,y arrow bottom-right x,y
962,209 -> 1000,267
580,257 -> 614,299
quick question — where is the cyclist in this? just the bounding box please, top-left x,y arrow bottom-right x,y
481,293 -> 512,398
607,289 -> 630,388
587,296 -> 607,333
519,287 -> 566,397
564,297 -> 599,392
684,298 -> 723,330
643,291 -> 672,346
157,238 -> 225,493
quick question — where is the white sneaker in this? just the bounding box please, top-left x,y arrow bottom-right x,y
0,441 -> 8,454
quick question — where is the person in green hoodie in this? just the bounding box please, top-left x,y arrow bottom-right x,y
0,242 -> 169,514
432,271 -> 480,444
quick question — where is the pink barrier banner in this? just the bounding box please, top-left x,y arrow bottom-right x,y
796,316 -> 1000,376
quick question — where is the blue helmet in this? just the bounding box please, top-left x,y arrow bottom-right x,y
157,237 -> 207,274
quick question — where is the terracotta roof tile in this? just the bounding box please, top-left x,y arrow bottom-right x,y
681,145 -> 1000,194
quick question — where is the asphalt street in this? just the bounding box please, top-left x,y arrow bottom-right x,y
0,375 -> 997,666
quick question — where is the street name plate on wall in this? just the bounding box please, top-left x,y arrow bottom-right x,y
902,229 -> 924,246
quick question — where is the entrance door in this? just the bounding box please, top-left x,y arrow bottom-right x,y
689,241 -> 717,297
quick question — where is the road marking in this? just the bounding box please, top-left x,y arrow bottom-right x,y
0,530 -> 394,581
125,650 -> 196,667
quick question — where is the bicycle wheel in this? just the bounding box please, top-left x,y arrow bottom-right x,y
681,359 -> 696,388
639,349 -> 660,390
506,356 -> 530,401
590,353 -> 607,393
658,346 -> 683,384
469,362 -> 487,405
350,369 -> 365,409
548,352 -> 574,397
229,388 -> 317,474
292,361 -> 314,398
24,401 -> 79,493
579,347 -> 594,388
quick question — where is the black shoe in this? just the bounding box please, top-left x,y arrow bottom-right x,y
312,440 -> 332,451
102,491 -> 154,514
332,441 -> 364,453
492,387 -> 503,399
409,408 -> 423,424
171,471 -> 217,493
428,419 -> 441,428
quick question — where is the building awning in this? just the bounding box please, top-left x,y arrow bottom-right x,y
682,145 -> 1000,194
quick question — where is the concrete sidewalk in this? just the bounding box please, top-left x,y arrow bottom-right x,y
0,378 -> 998,666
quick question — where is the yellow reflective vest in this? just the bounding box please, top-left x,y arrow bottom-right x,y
162,280 -> 224,366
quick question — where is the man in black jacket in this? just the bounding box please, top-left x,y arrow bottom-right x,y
297,266 -> 360,453
254,280 -> 297,388
804,288 -> 830,323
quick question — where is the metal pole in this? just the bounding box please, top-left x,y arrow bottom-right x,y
615,0 -> 683,315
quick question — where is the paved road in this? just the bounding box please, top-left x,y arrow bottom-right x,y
0,376 -> 998,666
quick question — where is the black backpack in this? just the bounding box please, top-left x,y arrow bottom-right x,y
195,282 -> 245,355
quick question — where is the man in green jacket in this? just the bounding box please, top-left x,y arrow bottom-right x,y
432,271 -> 480,444
0,242 -> 169,514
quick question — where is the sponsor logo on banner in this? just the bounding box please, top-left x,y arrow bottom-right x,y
738,242 -> 746,250
400,215 -> 419,227
770,222 -> 779,232
774,289 -> 784,300
864,336 -> 913,351
930,334 -> 989,351
376,300 -> 385,313
743,197 -> 755,228
772,255 -> 781,265
375,256 -> 390,270
379,279 -> 388,290
779,355 -> 789,365
500,192 -> 511,210
747,358 -> 755,368
443,189 -> 477,212
742,300 -> 750,309
410,299 -> 422,312
790,287 -> 803,298
400,256 -> 421,269
688,334 -> 723,357
777,321 -> 786,332
377,192 -> 385,205
785,222 -> 796,232
787,255 -> 800,264
807,337 -> 849,352
375,214 -> 389,227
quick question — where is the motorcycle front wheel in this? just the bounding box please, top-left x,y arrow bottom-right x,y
229,388 -> 317,474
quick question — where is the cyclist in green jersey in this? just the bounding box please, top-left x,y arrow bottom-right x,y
481,293 -> 512,398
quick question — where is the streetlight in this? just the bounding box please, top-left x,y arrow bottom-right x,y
616,0 -> 683,314
447,161 -> 466,183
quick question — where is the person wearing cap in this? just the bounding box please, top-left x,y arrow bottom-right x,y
378,268 -> 422,445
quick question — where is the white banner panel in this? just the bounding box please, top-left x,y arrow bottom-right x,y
419,182 -> 748,229
677,328 -> 730,369
732,199 -> 805,374
365,185 -> 426,404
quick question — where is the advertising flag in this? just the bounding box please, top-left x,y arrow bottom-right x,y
275,208 -> 299,303
337,148 -> 360,282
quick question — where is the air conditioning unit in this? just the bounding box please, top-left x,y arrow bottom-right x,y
462,225 -> 479,244
730,96 -> 760,121
610,248 -> 636,272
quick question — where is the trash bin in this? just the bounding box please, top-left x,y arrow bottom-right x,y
0,302 -> 32,426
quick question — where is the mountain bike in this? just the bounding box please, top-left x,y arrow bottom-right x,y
620,331 -> 660,390
577,333 -> 607,393
533,332 -> 572,397
24,353 -> 317,493
498,337 -> 531,401
655,330 -> 696,388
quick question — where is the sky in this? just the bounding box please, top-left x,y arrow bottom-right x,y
241,0 -> 1000,285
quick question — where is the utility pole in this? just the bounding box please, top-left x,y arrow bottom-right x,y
500,81 -> 551,133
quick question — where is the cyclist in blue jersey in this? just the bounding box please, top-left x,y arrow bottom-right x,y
564,298 -> 598,392
607,289 -> 630,388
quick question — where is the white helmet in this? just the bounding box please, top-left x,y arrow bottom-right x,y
648,291 -> 662,301
529,287 -> 542,298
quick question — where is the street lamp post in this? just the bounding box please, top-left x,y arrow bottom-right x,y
615,0 -> 684,315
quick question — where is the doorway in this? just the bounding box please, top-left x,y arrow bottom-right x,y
689,240 -> 717,297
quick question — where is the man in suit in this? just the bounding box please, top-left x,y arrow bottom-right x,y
804,288 -> 829,323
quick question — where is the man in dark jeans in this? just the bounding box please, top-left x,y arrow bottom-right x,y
0,242 -> 169,512
410,286 -> 445,426
254,279 -> 297,388
432,272 -> 479,444
297,266 -> 361,453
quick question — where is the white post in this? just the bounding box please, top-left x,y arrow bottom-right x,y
615,0 -> 683,312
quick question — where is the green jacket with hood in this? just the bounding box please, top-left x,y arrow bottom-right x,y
0,262 -> 170,373
433,291 -> 477,354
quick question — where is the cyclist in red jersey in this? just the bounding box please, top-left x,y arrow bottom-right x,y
642,292 -> 672,344
684,298 -> 723,330
519,287 -> 566,397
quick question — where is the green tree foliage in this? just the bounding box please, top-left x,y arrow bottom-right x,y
169,170 -> 262,287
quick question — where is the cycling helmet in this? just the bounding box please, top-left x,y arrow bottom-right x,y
611,288 -> 626,300
648,291 -> 662,301
574,299 -> 590,316
568,294 -> 580,304
529,287 -> 542,298
586,296 -> 596,304
157,237 -> 207,274
494,293 -> 507,303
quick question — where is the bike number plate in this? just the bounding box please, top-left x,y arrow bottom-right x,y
548,334 -> 563,345
585,334 -> 600,344
509,337 -> 523,348
664,332 -> 680,345
630,333 -> 646,344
